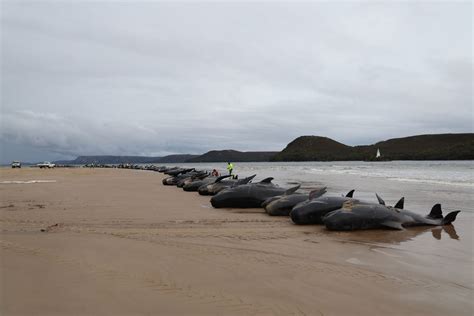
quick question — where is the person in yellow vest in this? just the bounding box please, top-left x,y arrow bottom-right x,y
227,162 -> 234,176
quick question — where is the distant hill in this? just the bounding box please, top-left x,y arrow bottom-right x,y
55,154 -> 198,165
271,136 -> 352,161
48,133 -> 474,165
271,134 -> 474,161
187,150 -> 277,162
358,134 -> 474,160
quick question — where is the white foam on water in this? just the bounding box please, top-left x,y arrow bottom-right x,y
0,180 -> 57,184
387,177 -> 474,188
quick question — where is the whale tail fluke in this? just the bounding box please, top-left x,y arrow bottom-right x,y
442,211 -> 461,225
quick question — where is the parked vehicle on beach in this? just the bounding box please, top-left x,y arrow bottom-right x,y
11,161 -> 21,168
37,161 -> 55,169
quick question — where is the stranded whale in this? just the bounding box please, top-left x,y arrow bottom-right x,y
199,174 -> 256,196
210,178 -> 301,208
183,176 -> 219,191
264,186 -> 327,216
290,192 -> 404,225
290,190 -> 358,225
323,202 -> 460,231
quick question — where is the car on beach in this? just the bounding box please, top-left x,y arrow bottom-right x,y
11,161 -> 21,168
37,161 -> 56,169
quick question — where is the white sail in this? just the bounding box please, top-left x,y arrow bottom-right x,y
376,148 -> 381,158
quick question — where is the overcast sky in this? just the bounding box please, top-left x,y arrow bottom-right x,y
1,1 -> 472,163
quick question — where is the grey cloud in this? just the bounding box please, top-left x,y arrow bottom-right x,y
1,1 -> 472,163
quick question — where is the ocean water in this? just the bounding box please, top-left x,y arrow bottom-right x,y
164,160 -> 473,188
162,161 -> 474,214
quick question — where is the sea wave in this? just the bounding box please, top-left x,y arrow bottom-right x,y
306,165 -> 473,188
387,177 -> 474,188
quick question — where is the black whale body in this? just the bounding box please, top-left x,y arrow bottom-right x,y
183,176 -> 218,192
199,175 -> 256,196
210,178 -> 300,208
176,171 -> 208,187
265,193 -> 309,216
162,170 -> 202,186
290,190 -> 357,225
323,202 -> 460,231
165,168 -> 195,177
264,186 -> 327,216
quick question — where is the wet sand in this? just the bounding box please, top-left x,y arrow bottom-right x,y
1,168 -> 472,315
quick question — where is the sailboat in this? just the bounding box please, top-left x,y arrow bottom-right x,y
365,148 -> 390,161
369,148 -> 391,161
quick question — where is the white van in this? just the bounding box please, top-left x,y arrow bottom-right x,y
37,162 -> 55,169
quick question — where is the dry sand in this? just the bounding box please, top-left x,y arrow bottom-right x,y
1,168 -> 472,315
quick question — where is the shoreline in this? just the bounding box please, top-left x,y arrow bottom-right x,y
1,168 -> 472,315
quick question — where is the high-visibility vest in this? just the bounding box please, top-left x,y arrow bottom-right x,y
227,163 -> 233,171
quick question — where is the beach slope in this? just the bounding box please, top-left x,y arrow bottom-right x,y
1,168 -> 471,315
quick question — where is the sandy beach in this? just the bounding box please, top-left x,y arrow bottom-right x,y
1,167 -> 472,315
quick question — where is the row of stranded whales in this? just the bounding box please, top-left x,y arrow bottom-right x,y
183,176 -> 220,191
162,169 -> 206,186
199,174 -> 256,195
289,191 -> 404,225
151,166 -> 461,231
210,177 -> 300,208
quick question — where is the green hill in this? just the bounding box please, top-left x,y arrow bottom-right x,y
271,136 -> 352,161
272,134 -> 474,161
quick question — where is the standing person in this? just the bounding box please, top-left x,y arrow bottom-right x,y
227,162 -> 234,176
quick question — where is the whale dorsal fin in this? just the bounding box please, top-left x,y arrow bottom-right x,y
309,187 -> 327,200
394,197 -> 404,209
260,177 -> 274,183
284,184 -> 300,195
345,190 -> 355,198
215,174 -> 232,183
428,204 -> 443,219
376,193 -> 385,205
